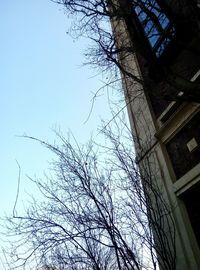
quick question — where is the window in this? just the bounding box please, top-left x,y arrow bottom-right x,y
166,112 -> 200,179
182,182 -> 200,249
133,0 -> 175,56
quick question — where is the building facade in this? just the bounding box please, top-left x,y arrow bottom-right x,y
113,1 -> 200,269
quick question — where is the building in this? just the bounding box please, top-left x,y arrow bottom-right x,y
113,1 -> 200,269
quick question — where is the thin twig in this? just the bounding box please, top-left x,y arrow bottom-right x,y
13,160 -> 21,217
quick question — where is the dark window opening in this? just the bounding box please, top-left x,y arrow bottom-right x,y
181,182 -> 200,249
132,0 -> 175,57
160,100 -> 182,123
166,112 -> 200,179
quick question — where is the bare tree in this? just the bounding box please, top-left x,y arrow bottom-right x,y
4,121 -> 175,270
4,1 -> 198,269
52,0 -> 200,102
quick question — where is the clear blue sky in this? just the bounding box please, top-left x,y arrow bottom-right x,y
0,1 -> 122,266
